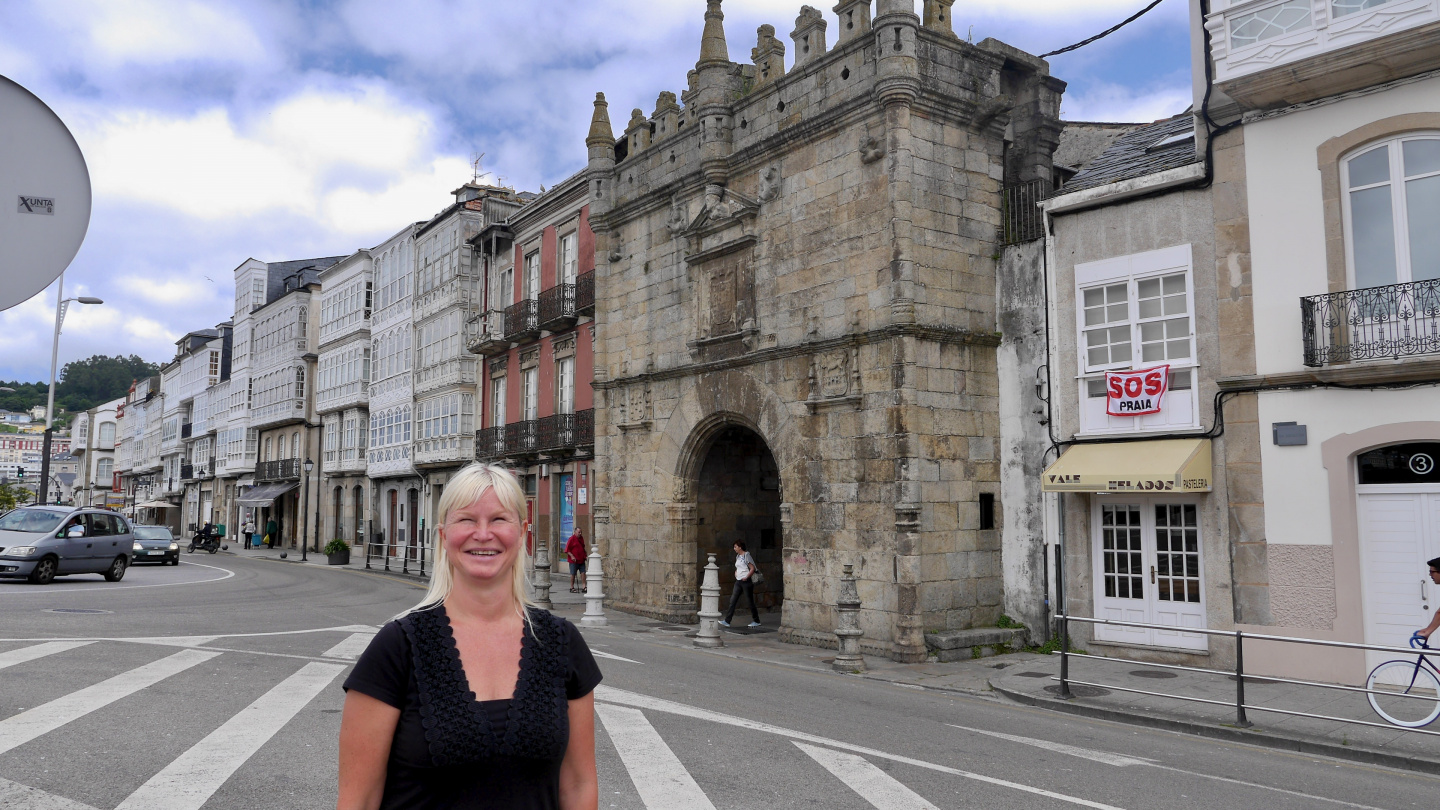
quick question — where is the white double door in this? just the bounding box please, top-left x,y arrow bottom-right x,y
1091,497 -> 1208,652
1358,489 -> 1440,672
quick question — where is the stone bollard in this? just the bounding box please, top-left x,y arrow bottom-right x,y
694,553 -> 724,648
533,534 -> 553,610
581,543 -> 607,627
833,563 -> 866,672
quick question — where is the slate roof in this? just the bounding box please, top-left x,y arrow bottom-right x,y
1059,114 -> 1201,195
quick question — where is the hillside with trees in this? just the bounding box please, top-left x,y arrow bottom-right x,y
0,355 -> 161,425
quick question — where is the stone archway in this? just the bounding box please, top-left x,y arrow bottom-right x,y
688,423 -> 785,615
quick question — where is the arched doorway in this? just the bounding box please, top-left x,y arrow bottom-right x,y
693,424 -> 784,613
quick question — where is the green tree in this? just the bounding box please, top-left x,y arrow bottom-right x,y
0,355 -> 159,421
0,482 -> 31,513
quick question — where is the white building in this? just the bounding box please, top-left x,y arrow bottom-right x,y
71,397 -> 124,509
317,249 -> 373,546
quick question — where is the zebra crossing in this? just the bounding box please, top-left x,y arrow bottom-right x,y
0,631 -> 1118,810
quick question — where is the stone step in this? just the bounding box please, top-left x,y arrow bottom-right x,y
924,627 -> 1024,662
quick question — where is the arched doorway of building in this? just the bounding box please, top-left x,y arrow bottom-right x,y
693,424 -> 784,614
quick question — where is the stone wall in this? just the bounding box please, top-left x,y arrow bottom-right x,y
588,0 -> 1062,661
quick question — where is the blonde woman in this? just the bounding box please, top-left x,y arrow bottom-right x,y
338,464 -> 601,810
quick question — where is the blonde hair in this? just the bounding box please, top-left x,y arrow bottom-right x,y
401,463 -> 534,623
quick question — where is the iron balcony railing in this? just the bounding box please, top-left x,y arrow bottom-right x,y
179,463 -> 195,481
538,284 -> 577,331
999,179 -> 1050,246
468,310 -> 509,356
180,423 -> 193,439
255,458 -> 302,482
536,412 -> 576,452
475,426 -> 506,460
1301,279 -> 1440,366
506,419 -> 539,456
503,299 -> 540,343
576,270 -> 595,315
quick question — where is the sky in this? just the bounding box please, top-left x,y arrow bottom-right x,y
0,0 -> 1194,383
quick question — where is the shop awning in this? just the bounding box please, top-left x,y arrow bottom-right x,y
236,482 -> 299,507
1041,438 -> 1213,494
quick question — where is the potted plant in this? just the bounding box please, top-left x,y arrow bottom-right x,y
323,539 -> 351,566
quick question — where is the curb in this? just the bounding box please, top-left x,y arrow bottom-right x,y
990,680 -> 1440,777
218,550 -> 429,584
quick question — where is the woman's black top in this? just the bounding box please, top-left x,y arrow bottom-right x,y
343,605 -> 603,810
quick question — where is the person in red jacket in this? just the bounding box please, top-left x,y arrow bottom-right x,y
566,529 -> 588,593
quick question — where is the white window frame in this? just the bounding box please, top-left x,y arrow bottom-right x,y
556,356 -> 574,415
521,367 -> 538,421
1074,244 -> 1200,436
1341,132 -> 1440,290
559,231 -> 578,286
523,250 -> 540,300
490,375 -> 507,428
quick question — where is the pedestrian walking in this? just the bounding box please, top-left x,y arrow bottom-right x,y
566,529 -> 587,593
243,519 -> 256,550
720,540 -> 762,629
264,517 -> 277,549
338,463 -> 601,810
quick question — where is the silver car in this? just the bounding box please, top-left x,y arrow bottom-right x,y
0,506 -> 136,584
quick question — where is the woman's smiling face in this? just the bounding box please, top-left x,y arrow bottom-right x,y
441,487 -> 523,583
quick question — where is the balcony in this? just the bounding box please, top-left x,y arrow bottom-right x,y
1206,0 -> 1440,109
538,284 -> 577,332
1301,279 -> 1440,366
468,310 -> 510,356
180,423 -> 193,439
576,270 -> 595,316
505,420 -> 539,456
180,462 -> 196,482
536,409 -> 595,454
255,458 -> 302,482
476,426 -> 506,460
414,434 -> 475,467
503,299 -> 540,343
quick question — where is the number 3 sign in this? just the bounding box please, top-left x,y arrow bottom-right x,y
1106,365 -> 1170,417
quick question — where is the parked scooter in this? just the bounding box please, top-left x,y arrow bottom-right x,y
186,529 -> 225,554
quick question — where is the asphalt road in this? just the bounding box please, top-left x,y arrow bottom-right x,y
1,556 -> 1437,809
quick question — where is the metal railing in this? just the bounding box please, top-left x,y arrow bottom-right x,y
503,299 -> 539,342
476,425 -> 506,460
364,537 -> 427,578
1054,614 -> 1440,737
1301,278 -> 1440,366
506,419 -> 539,455
255,458 -> 302,482
179,463 -> 195,481
469,310 -> 508,355
538,284 -> 576,330
180,423 -> 193,439
576,270 -> 595,314
999,179 -> 1050,246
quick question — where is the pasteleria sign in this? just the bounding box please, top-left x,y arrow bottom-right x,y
1105,365 -> 1170,417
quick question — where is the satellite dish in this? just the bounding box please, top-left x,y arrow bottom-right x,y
0,76 -> 92,313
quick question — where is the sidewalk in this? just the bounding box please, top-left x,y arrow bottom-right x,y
218,552 -> 1440,773
220,543 -> 428,581
990,652 -> 1440,774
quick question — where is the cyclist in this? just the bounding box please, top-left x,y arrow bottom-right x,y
1418,557 -> 1440,640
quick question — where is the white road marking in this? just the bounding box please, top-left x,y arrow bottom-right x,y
796,743 -> 940,810
0,649 -> 219,755
0,641 -> 94,670
0,623 -> 381,644
122,636 -> 219,648
114,661 -> 346,810
591,649 -> 640,664
0,776 -> 100,810
950,723 -> 1392,809
595,703 -> 717,810
947,724 -> 1156,767
321,632 -> 376,660
0,560 -> 235,594
594,686 -> 1125,810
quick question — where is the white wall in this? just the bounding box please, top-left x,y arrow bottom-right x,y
1245,74 -> 1440,376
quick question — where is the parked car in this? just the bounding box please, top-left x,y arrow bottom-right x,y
131,525 -> 179,566
0,505 -> 135,584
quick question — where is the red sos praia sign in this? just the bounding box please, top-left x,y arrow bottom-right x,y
1106,365 -> 1170,416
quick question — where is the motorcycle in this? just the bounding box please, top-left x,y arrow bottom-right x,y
186,532 -> 224,554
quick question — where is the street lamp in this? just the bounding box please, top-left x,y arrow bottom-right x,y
38,273 -> 102,505
301,458 -> 314,561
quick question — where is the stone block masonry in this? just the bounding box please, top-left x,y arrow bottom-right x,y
585,0 -> 1063,662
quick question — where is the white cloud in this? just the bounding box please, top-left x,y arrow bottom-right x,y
78,83 -> 461,234
1061,82 -> 1192,123
35,0 -> 268,67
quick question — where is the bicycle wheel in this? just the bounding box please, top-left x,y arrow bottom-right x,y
1367,660 -> 1440,727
